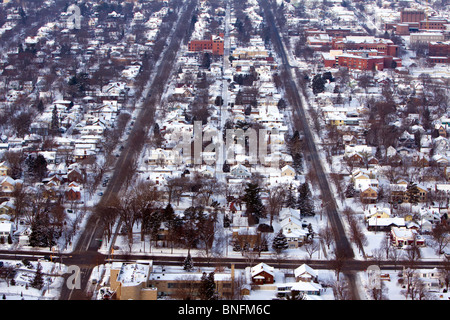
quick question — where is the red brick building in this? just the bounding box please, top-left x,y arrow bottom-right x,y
428,41 -> 450,64
323,51 -> 401,71
419,18 -> 448,31
429,41 -> 450,56
400,9 -> 425,23
332,36 -> 399,57
188,34 -> 224,55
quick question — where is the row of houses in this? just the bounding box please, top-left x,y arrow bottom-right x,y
106,260 -> 325,300
249,262 -> 325,298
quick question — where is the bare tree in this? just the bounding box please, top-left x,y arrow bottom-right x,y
330,277 -> 351,300
431,223 -> 450,256
410,275 -> 435,300
266,184 -> 287,227
304,239 -> 320,260
319,225 -> 334,251
366,281 -> 388,300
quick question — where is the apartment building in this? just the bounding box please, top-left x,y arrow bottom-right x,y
188,34 -> 224,55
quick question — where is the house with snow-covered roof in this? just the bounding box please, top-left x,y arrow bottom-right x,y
0,220 -> 13,243
391,227 -> 425,248
250,262 -> 274,285
110,261 -> 157,300
367,216 -> 406,231
294,264 -> 318,283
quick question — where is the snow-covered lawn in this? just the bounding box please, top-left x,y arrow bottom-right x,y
0,260 -> 67,300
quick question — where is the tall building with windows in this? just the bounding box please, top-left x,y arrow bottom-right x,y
188,34 -> 224,55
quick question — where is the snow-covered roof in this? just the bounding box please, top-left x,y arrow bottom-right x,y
294,264 -> 318,279
251,263 -> 274,278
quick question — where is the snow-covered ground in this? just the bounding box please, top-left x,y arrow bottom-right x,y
0,260 -> 67,300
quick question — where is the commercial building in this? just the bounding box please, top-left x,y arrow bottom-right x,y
109,261 -> 157,300
332,36 -> 399,57
410,32 -> 445,45
400,9 -> 426,23
109,261 -> 235,300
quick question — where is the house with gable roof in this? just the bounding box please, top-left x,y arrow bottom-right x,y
0,162 -> 9,176
250,262 -> 274,285
294,264 -> 318,283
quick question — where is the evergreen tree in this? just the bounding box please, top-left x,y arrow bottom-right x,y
163,203 -> 175,221
345,183 -> 356,198
36,100 -> 44,113
284,184 -> 297,208
29,213 -> 56,249
243,183 -> 265,219
199,272 -> 216,300
406,181 -> 420,208
31,262 -> 44,290
223,214 -> 231,228
297,182 -> 315,216
51,105 -> 60,134
183,252 -> 194,272
312,74 -> 325,95
222,161 -> 230,173
292,153 -> 303,175
272,230 -> 288,254
25,154 -> 48,182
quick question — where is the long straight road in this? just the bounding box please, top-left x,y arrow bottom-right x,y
57,0 -> 199,300
257,0 -> 359,298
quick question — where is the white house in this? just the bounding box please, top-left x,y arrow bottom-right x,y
0,221 -> 13,242
230,164 -> 251,179
294,264 -> 318,282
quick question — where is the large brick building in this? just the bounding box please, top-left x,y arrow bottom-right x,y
323,50 -> 401,71
428,41 -> 450,63
332,36 -> 399,57
429,41 -> 450,56
419,18 -> 449,31
400,9 -> 426,23
188,34 -> 224,55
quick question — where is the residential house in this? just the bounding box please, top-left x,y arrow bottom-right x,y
65,182 -> 81,201
16,227 -> 31,246
250,262 -> 275,285
360,186 -> 378,204
232,226 -> 260,250
229,163 -> 251,179
419,207 -> 443,231
277,264 -> 324,298
294,264 -> 318,283
0,200 -> 14,217
389,182 -> 428,203
390,227 -> 425,247
364,206 -> 391,221
279,207 -> 301,221
147,148 -> 179,166
0,176 -> 21,195
280,165 -> 296,178
0,221 -> 13,243
0,162 -> 9,176
67,167 -> 84,184
367,217 -> 406,231
280,216 -> 308,248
